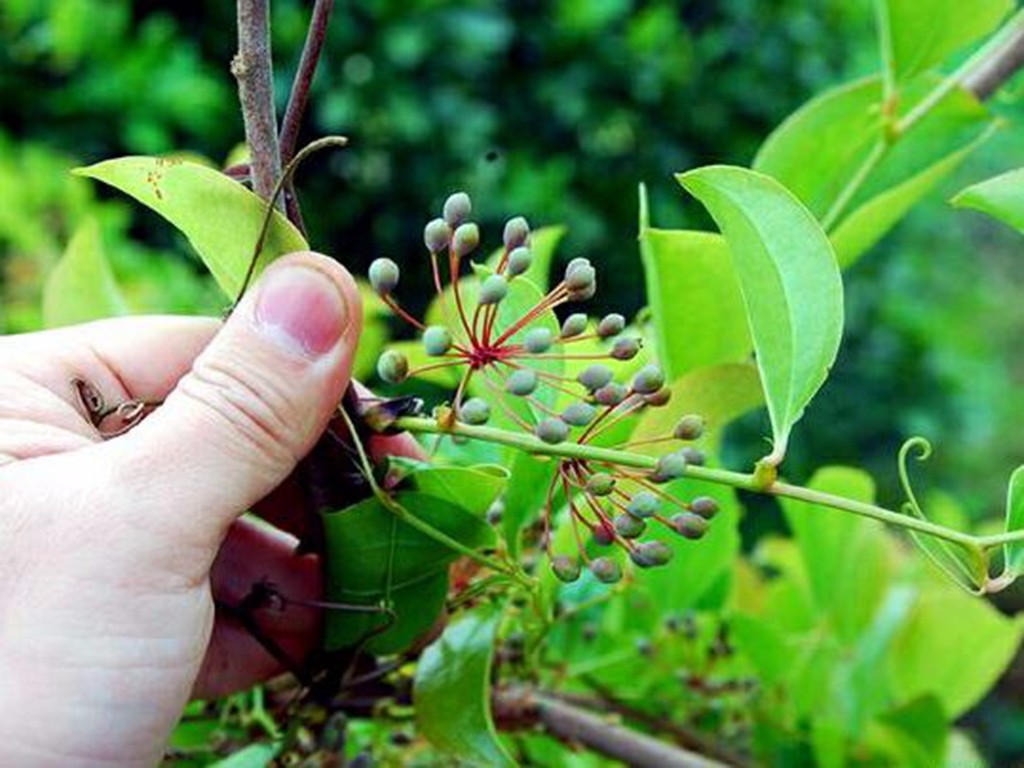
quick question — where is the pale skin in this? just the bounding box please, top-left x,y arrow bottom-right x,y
0,252 -> 412,766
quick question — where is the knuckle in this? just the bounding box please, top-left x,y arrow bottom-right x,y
178,354 -> 308,471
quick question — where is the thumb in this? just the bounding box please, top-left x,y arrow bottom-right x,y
110,251 -> 362,543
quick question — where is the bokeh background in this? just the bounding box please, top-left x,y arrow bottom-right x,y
3,0 -> 1024,761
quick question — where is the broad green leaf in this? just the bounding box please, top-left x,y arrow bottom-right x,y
1001,466 -> 1024,578
781,467 -> 895,642
638,185 -> 751,379
208,744 -> 277,768
889,585 -> 1024,717
678,166 -> 843,465
630,363 -> 764,455
74,156 -> 307,297
414,608 -> 514,767
952,167 -> 1024,234
502,452 -> 558,559
322,491 -> 494,653
878,0 -> 1011,82
402,464 -> 509,517
754,78 -> 998,267
867,695 -> 949,768
43,218 -> 128,327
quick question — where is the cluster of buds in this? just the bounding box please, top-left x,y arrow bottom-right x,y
369,192 -> 718,584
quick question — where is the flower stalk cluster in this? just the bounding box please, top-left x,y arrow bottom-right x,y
369,193 -> 721,583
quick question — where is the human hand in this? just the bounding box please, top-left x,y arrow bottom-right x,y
0,252 -> 378,766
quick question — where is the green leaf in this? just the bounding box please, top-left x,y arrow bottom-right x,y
678,166 -> 844,465
869,695 -> 949,768
952,167 -> 1024,234
878,0 -> 1012,83
781,467 -> 895,642
1001,466 -> 1024,578
208,744 -> 278,768
889,585 -> 1024,718
754,77 -> 998,267
638,184 -> 751,379
414,608 -> 514,767
73,156 -> 307,297
43,218 -> 128,327
321,492 -> 494,653
502,452 -> 558,559
401,464 -> 509,517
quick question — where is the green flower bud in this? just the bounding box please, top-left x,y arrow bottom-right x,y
451,222 -> 480,259
377,349 -> 409,383
611,336 -> 641,360
565,260 -> 596,294
507,246 -> 533,277
479,274 -> 508,305
597,313 -> 625,338
524,327 -> 553,353
503,216 -> 530,250
632,364 -> 665,395
652,452 -> 687,483
551,555 -> 581,583
690,496 -> 720,520
673,414 -> 705,441
368,257 -> 400,295
561,313 -> 588,338
577,364 -> 614,392
561,401 -> 596,427
630,540 -> 674,568
614,513 -> 646,539
671,512 -> 709,540
459,397 -> 491,425
443,192 -> 472,227
594,382 -> 627,406
627,490 -> 659,518
506,368 -> 538,396
681,447 -> 706,466
535,417 -> 569,444
585,472 -> 616,496
644,388 -> 672,407
590,556 -> 622,584
424,218 -> 452,253
423,325 -> 452,356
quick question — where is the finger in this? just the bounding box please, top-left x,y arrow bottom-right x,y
194,517 -> 322,699
105,252 -> 361,548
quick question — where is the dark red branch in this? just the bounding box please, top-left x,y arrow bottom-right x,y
280,0 -> 336,163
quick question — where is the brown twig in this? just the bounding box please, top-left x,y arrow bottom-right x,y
280,0 -> 335,162
494,687 -> 732,768
963,25 -> 1024,100
233,0 -> 283,205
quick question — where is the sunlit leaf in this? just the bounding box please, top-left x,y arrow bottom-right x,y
754,78 -> 998,267
74,156 -> 307,297
952,167 -> 1024,234
878,0 -> 1011,83
43,217 -> 128,327
208,744 -> 277,768
402,464 -> 509,517
414,607 -> 515,767
678,166 -> 843,465
1001,466 -> 1024,578
638,184 -> 751,379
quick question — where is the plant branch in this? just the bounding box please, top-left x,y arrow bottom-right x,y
493,687 -> 731,768
963,22 -> 1024,100
233,0 -> 283,204
392,417 -> 1007,559
280,0 -> 335,162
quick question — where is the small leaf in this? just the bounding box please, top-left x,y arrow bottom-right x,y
1001,466 -> 1024,578
74,156 -> 307,297
878,0 -> 1012,83
414,607 -> 514,768
678,166 -> 844,465
208,744 -> 278,768
952,167 -> 1024,234
638,184 -> 751,379
43,218 -> 128,327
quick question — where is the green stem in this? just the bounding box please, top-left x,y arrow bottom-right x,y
394,416 -> 1016,557
821,139 -> 888,232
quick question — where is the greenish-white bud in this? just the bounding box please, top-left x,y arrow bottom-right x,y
503,216 -> 530,250
614,513 -> 645,539
673,414 -> 705,441
507,246 -> 533,277
479,274 -> 508,305
577,364 -> 613,392
597,313 -> 625,338
452,222 -> 480,258
506,368 -> 538,396
627,491 -> 659,518
423,325 -> 452,356
561,313 -> 588,338
459,397 -> 491,425
632,364 -> 665,394
590,557 -> 622,584
424,218 -> 452,253
611,336 -> 641,360
594,382 -> 627,406
630,540 -> 674,568
377,349 -> 409,383
443,192 -> 472,227
561,402 -> 596,427
585,473 -> 616,496
524,327 -> 553,353
535,417 -> 569,444
652,452 -> 687,483
368,257 -> 400,295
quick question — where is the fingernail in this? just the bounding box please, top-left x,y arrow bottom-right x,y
254,265 -> 347,358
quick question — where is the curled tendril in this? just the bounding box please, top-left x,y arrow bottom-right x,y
898,436 -> 933,519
